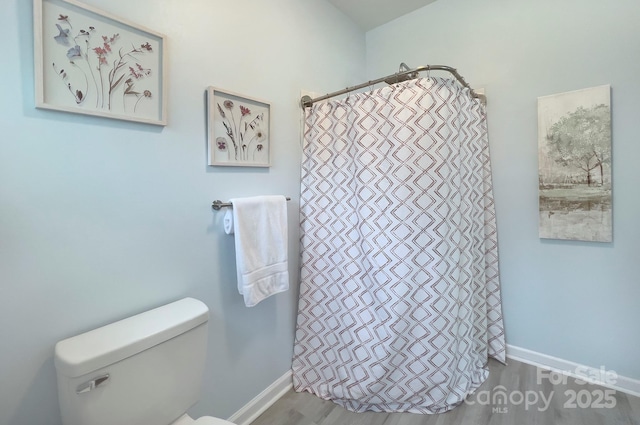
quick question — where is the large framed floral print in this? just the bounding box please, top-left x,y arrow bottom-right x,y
34,0 -> 167,125
207,87 -> 271,167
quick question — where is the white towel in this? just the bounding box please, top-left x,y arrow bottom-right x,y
223,210 -> 234,234
229,195 -> 289,307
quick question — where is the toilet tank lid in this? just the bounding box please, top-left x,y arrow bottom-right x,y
55,298 -> 209,378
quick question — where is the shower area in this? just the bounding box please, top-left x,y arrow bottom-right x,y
292,64 -> 505,414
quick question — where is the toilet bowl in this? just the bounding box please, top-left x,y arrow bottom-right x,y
174,414 -> 234,425
54,298 -> 236,425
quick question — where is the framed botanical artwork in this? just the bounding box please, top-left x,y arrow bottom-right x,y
538,85 -> 612,242
34,0 -> 167,125
207,87 -> 271,167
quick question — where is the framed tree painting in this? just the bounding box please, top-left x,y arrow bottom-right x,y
538,85 -> 612,242
207,87 -> 271,167
34,0 -> 167,125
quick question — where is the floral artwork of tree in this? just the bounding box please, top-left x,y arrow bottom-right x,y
209,89 -> 270,166
39,0 -> 163,123
547,105 -> 611,188
538,86 -> 612,242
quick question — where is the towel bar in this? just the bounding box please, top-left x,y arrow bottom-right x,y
212,197 -> 291,211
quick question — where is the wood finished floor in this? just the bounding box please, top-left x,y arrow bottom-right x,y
251,359 -> 640,425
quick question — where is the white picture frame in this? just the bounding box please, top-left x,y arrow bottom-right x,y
34,0 -> 167,125
207,87 -> 271,167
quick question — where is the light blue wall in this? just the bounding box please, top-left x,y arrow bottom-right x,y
0,1 -> 364,424
367,0 -> 640,379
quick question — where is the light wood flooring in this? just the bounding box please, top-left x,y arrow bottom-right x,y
251,359 -> 640,425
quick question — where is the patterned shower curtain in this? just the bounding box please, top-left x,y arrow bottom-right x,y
292,77 -> 506,414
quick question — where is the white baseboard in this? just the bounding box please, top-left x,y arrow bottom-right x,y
507,344 -> 640,398
227,370 -> 293,425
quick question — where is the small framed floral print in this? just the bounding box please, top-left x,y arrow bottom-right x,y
207,87 -> 271,167
34,0 -> 167,125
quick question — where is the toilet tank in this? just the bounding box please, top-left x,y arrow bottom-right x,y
54,298 -> 209,425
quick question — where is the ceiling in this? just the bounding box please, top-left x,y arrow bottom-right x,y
327,0 -> 438,31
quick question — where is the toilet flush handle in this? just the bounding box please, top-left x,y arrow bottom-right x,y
76,374 -> 110,394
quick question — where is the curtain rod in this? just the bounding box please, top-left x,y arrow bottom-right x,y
300,64 -> 485,108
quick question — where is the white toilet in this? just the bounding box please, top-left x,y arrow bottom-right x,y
54,298 -> 235,425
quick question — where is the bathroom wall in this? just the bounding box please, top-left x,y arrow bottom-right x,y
367,0 -> 640,379
0,1 -> 364,424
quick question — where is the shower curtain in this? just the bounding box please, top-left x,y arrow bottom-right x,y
292,77 -> 506,414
